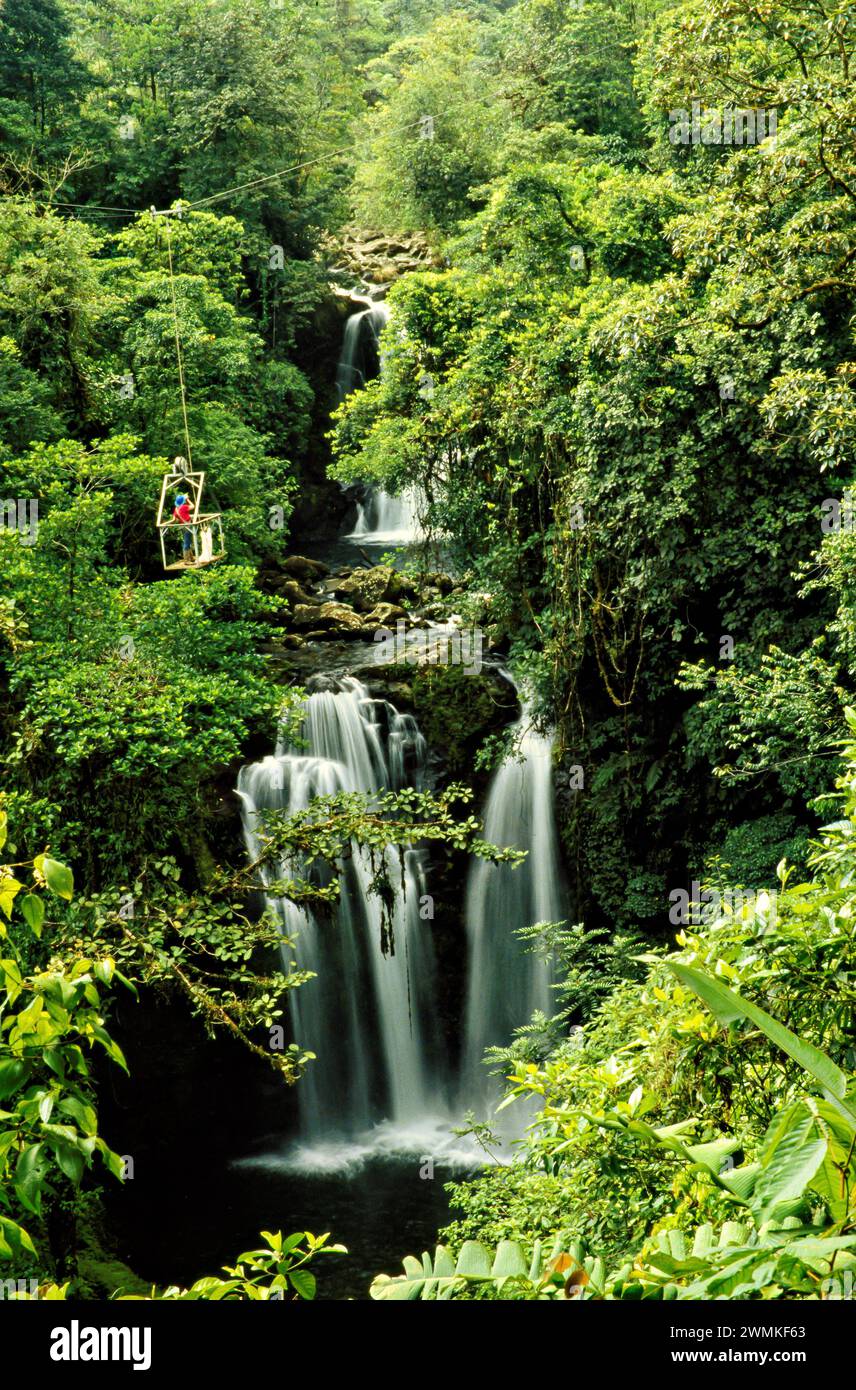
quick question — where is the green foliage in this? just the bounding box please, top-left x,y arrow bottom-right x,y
19,1229 -> 346,1300
381,663 -> 503,774
437,733 -> 856,1293
119,1230 -> 347,1301
0,0 -> 90,156
0,476 -> 286,874
3,0 -> 856,1306
371,1236 -> 570,1300
0,822 -> 127,1270
331,0 -> 856,928
353,13 -> 505,233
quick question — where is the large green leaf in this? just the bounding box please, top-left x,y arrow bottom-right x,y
19,894 -> 45,937
287,1269 -> 316,1300
370,1240 -> 538,1300
0,1059 -> 30,1101
666,963 -> 855,1118
751,1104 -> 827,1224
36,856 -> 73,903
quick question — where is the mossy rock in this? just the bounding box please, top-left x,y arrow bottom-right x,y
382,663 -> 515,773
72,1197 -> 153,1300
76,1254 -> 153,1300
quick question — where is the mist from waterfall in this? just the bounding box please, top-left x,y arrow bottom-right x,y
348,485 -> 424,543
237,678 -> 446,1148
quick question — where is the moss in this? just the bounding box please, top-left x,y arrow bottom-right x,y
76,1254 -> 153,1300
71,1196 -> 152,1300
384,663 -> 511,772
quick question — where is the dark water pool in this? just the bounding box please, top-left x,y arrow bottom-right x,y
100,1000 -> 481,1300
108,1147 -> 475,1300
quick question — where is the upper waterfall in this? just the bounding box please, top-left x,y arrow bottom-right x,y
336,299 -> 390,401
335,297 -> 425,544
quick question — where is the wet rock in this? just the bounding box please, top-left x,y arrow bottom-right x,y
260,633 -> 305,656
362,602 -> 408,627
291,601 -> 366,632
389,571 -> 420,601
282,555 -> 330,582
324,226 -> 440,288
332,564 -> 397,611
276,578 -> 319,606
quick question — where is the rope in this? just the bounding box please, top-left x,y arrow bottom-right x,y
163,214 -> 193,468
7,111 -> 437,509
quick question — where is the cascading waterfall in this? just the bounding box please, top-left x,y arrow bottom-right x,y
335,298 -> 387,400
348,484 -> 424,544
460,705 -> 565,1121
236,678 -> 445,1144
336,297 -> 424,543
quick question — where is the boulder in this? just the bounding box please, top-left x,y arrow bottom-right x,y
282,554 -> 329,582
291,602 -> 365,633
333,564 -> 397,611
389,570 -> 420,601
277,578 -> 318,606
361,602 -> 408,627
323,226 -> 440,287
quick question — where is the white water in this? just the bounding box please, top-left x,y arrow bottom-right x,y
348,484 -> 424,544
233,1117 -> 485,1176
335,298 -> 387,400
460,709 -> 565,1123
236,678 -> 446,1147
336,297 -> 425,544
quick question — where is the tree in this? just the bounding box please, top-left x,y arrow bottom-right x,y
0,0 -> 90,151
353,13 -> 506,233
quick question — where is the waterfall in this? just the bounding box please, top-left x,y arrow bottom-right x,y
236,678 -> 445,1143
335,297 -> 425,544
336,299 -> 389,401
348,485 -> 424,544
460,707 -> 565,1120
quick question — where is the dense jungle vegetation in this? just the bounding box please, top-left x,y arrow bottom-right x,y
1,0 -> 855,1304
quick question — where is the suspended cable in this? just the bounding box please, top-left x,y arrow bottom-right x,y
4,114 -> 436,225
0,193 -> 138,218
47,198 -> 138,215
158,115 -> 432,215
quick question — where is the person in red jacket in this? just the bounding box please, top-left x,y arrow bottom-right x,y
172,493 -> 193,563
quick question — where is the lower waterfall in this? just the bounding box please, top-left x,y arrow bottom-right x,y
347,484 -> 425,544
237,677 -> 445,1144
236,674 -> 566,1159
460,714 -> 565,1120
